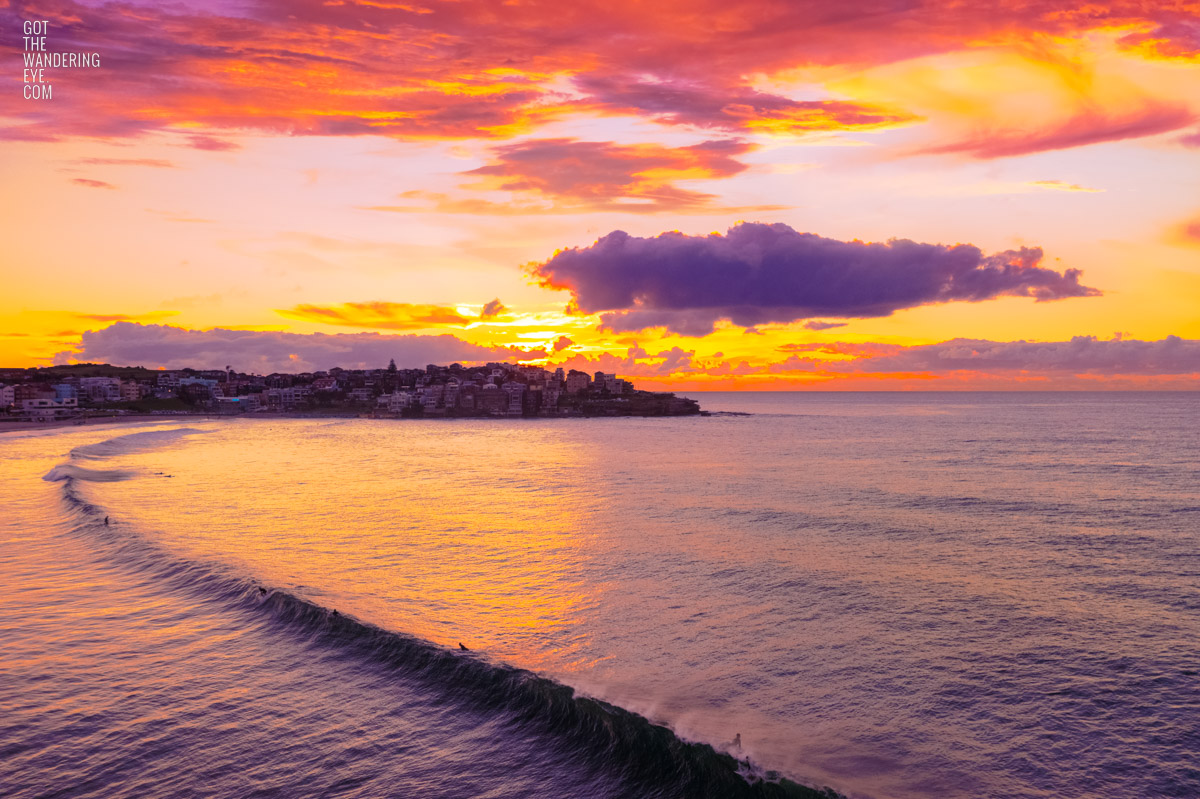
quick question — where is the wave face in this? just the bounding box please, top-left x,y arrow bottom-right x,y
67,427 -> 209,460
41,428 -> 207,482
4,394 -> 1200,799
42,463 -> 136,482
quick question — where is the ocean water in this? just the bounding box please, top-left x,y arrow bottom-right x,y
2,392 -> 1198,798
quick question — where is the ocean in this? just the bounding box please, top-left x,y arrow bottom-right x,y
2,392 -> 1197,798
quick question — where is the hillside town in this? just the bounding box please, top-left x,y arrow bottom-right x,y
0,361 -> 701,423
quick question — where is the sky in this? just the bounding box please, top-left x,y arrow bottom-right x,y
2,0 -> 1199,389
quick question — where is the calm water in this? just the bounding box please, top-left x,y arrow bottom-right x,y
2,392 -> 1198,798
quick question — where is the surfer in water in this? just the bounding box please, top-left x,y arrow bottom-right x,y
104,516 -> 109,526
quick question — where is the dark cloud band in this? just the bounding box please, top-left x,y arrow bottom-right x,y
54,322 -> 537,372
774,336 -> 1200,376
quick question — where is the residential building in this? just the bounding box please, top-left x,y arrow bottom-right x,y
21,396 -> 78,421
478,383 -> 506,414
565,370 -> 590,394
120,380 -> 144,402
15,383 -> 56,402
280,386 -> 311,407
501,381 -> 525,416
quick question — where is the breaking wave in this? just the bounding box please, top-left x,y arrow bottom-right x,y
68,427 -> 210,460
43,464 -> 136,482
52,474 -> 840,799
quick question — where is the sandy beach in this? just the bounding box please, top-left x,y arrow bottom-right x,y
0,414 -> 222,435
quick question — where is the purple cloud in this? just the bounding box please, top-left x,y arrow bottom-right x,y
72,178 -> 116,189
54,322 -> 535,372
532,223 -> 1100,336
774,336 -> 1200,376
480,298 -> 508,318
188,135 -> 242,152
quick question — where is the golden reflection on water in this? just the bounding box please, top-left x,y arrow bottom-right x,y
86,420 -> 605,673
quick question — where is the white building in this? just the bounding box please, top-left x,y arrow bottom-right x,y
22,396 -> 78,422
179,377 -> 218,397
386,391 -> 413,412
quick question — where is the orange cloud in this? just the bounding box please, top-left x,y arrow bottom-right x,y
1170,213 -> 1200,246
5,0 -> 1194,151
1117,19 -> 1200,61
368,139 -> 790,215
1029,180 -> 1104,192
461,138 -> 760,212
921,101 -> 1195,159
277,302 -> 472,330
776,341 -> 903,358
72,311 -> 178,323
831,26 -> 1200,160
572,74 -> 915,134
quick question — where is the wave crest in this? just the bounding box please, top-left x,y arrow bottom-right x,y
69,427 -> 209,460
43,464 -> 136,482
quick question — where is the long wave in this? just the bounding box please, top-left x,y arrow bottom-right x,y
54,475 -> 840,799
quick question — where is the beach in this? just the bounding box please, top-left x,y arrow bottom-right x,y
0,414 -> 220,435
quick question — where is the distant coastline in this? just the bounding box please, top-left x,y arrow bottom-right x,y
0,361 -> 702,424
0,399 -> 705,436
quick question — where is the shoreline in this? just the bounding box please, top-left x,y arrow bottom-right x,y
0,408 -> 709,435
0,414 -> 225,435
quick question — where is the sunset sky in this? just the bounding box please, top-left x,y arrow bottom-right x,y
2,0 -> 1199,388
